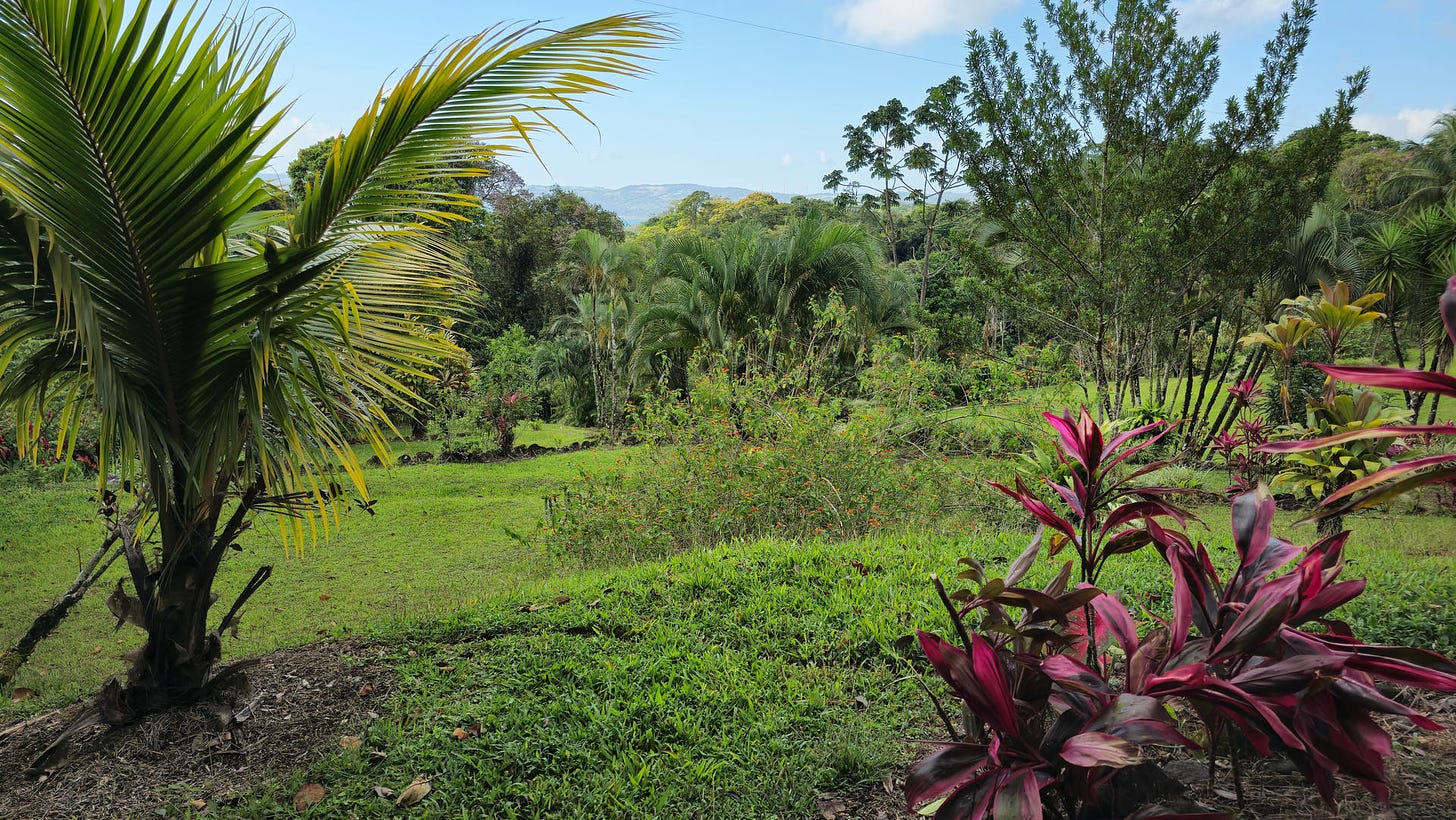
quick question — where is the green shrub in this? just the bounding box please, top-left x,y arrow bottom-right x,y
530,354 -> 967,565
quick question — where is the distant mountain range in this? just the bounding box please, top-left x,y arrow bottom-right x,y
525,183 -> 829,225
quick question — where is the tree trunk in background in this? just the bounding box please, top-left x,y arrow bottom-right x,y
1197,347 -> 1268,457
1179,321 -> 1196,423
1184,310 -> 1223,448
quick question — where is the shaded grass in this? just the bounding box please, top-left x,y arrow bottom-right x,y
346,421 -> 597,464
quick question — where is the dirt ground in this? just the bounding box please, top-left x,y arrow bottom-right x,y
0,639 -> 392,819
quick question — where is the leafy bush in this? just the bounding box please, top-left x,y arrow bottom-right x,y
1261,275 -> 1456,519
956,357 -> 1026,405
531,354 -> 966,565
475,325 -> 540,420
1270,389 -> 1409,501
1011,340 -> 1073,388
909,409 -> 1456,818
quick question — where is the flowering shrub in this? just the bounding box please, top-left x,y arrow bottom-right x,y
909,409 -> 1456,818
530,354 -> 966,565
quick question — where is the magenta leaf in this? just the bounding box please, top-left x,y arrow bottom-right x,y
918,630 -> 1020,735
1258,424 -> 1446,453
905,742 -> 990,810
1443,274 -> 1456,345
1314,363 -> 1456,397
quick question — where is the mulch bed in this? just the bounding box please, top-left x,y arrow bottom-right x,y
0,639 -> 392,819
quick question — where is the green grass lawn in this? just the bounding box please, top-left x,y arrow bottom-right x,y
139,509 -> 1456,817
4,436 -> 1456,816
0,443 -> 627,711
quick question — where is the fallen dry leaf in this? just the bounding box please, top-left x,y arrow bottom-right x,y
91,646 -> 102,654
395,775 -> 431,807
451,727 -> 469,740
586,599 -> 601,608
372,785 -> 396,800
817,796 -> 848,819
358,682 -> 375,697
339,735 -> 362,751
10,687 -> 35,703
553,595 -> 571,605
293,782 -> 326,811
318,594 -> 331,601
437,665 -> 455,672
190,798 -> 206,810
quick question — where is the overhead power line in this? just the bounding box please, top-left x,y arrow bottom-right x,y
632,0 -> 962,69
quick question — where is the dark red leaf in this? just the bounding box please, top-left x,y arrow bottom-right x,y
1088,589 -> 1138,657
904,742 -> 990,810
1230,655 -> 1345,695
918,630 -> 1020,735
1207,576 -> 1298,663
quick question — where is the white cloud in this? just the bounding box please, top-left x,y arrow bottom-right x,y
780,153 -> 794,167
1171,0 -> 1286,34
818,150 -> 829,164
1352,108 -> 1444,142
833,0 -> 1016,47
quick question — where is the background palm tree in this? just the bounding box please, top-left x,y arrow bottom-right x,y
0,0 -> 666,735
1381,111 -> 1456,211
558,230 -> 640,433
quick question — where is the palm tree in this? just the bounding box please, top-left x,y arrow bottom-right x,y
549,291 -> 632,430
1276,196 -> 1367,297
0,0 -> 665,735
630,224 -> 763,374
1363,220 -> 1421,369
1381,111 -> 1456,211
558,230 -> 640,433
758,215 -> 883,360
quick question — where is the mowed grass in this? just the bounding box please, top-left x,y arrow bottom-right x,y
0,443 -> 629,713
169,508 -> 1456,817
5,413 -> 1456,816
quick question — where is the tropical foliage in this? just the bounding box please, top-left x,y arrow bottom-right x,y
0,0 -> 666,736
911,412 -> 1456,818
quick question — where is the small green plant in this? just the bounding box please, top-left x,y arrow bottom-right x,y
1271,389 -> 1409,502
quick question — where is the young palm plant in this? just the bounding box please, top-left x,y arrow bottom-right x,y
0,0 -> 667,750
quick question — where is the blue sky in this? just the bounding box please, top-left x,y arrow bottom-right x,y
260,0 -> 1456,194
